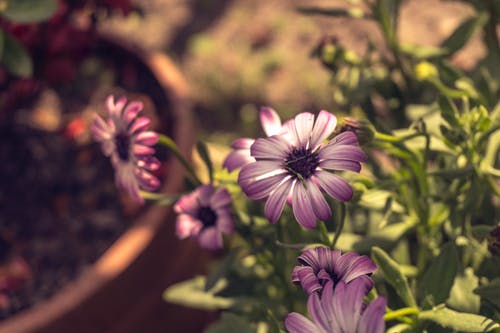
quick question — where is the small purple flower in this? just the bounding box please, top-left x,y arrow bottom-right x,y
292,247 -> 377,294
91,95 -> 160,203
223,107 -> 284,172
238,110 -> 366,228
174,184 -> 234,250
285,280 -> 386,333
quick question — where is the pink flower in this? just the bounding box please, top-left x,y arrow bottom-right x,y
174,184 -> 234,250
91,95 -> 160,203
238,110 -> 366,229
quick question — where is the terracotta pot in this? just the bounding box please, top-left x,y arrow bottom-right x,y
0,36 -> 212,333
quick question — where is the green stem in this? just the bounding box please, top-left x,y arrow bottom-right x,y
157,134 -> 202,185
331,202 -> 346,249
139,191 -> 178,205
318,221 -> 332,248
384,307 -> 419,321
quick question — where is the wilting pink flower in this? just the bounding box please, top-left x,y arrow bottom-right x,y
238,111 -> 366,228
174,184 -> 234,250
292,247 -> 377,294
91,95 -> 160,203
223,107 -> 284,172
285,279 -> 386,333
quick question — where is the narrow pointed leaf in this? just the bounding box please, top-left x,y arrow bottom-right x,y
1,33 -> 32,77
474,278 -> 500,308
420,242 -> 458,306
440,13 -> 489,56
372,246 -> 416,307
419,306 -> 499,332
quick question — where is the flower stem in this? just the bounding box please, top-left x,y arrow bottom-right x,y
157,134 -> 202,185
139,191 -> 178,205
384,307 -> 419,322
331,202 -> 346,249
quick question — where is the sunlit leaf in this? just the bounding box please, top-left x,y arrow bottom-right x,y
2,0 -> 57,23
419,305 -> 499,332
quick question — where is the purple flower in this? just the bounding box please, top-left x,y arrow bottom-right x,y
91,95 -> 160,203
292,247 -> 377,295
238,110 -> 366,228
174,184 -> 234,250
285,280 -> 386,333
223,107 -> 284,172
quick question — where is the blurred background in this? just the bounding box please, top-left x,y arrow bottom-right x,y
0,0 -> 491,332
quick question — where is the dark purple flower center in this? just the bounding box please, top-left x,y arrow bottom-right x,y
198,206 -> 217,228
115,132 -> 130,161
284,147 -> 319,179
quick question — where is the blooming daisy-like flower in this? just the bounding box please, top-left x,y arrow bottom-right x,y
91,95 -> 160,203
238,110 -> 366,228
292,247 -> 377,295
174,184 -> 234,250
223,107 -> 285,172
285,279 -> 386,333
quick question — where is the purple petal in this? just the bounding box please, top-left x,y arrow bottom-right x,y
315,171 -> 354,202
334,252 -> 360,277
285,313 -> 320,333
223,149 -> 254,172
243,173 -> 287,200
137,156 -> 161,171
210,188 -> 232,209
230,138 -> 254,149
135,131 -> 158,146
320,281 -> 342,332
292,183 -> 318,229
297,248 -> 320,270
308,292 -> 330,332
341,255 -> 377,283
331,131 -> 360,145
197,184 -> 215,206
174,192 -> 200,215
320,159 -> 361,172
293,112 -> 315,147
320,144 -> 366,163
306,180 -> 332,222
310,110 -> 337,148
129,116 -> 151,134
123,101 -> 143,124
198,227 -> 223,250
332,281 -> 365,332
250,136 -> 290,160
176,214 -> 202,238
259,107 -> 282,136
134,168 -> 160,191
264,179 -> 293,223
133,144 -> 155,156
294,266 -> 322,294
358,297 -> 386,333
215,211 -> 234,234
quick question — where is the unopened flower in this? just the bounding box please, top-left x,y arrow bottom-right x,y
238,111 -> 366,228
488,225 -> 500,256
174,184 -> 234,250
339,117 -> 375,146
292,247 -> 377,294
91,95 -> 160,203
223,107 -> 284,172
285,279 -> 386,333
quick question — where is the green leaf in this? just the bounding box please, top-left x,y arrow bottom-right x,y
205,250 -> 239,291
205,313 -> 254,333
2,0 -> 57,23
371,246 -> 417,307
474,278 -> 500,308
400,42 -> 447,60
196,141 -> 214,183
1,33 -> 32,77
420,242 -> 458,306
440,13 -> 489,56
447,267 -> 480,313
163,276 -> 234,311
419,306 -> 499,332
438,96 -> 460,127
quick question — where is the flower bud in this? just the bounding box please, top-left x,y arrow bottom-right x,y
339,117 -> 375,146
415,61 -> 439,81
